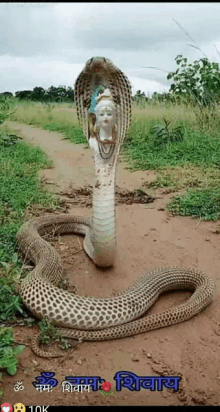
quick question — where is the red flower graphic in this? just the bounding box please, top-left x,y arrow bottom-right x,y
101,382 -> 111,392
99,381 -> 114,396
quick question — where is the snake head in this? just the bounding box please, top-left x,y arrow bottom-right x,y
86,57 -> 108,70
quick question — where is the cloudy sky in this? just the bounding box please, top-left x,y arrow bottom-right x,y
1,2 -> 220,97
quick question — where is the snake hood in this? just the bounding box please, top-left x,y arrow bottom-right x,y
74,56 -> 132,151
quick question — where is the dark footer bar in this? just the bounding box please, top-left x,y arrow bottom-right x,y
24,407 -> 214,410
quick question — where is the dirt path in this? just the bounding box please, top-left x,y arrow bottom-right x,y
2,122 -> 220,406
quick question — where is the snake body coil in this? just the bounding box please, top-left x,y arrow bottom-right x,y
16,57 -> 215,357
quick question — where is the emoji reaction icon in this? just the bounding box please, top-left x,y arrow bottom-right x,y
1,403 -> 13,412
13,404 -> 26,412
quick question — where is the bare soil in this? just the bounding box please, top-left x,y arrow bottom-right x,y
1,121 -> 220,406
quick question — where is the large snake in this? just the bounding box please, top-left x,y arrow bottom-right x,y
16,57 -> 215,357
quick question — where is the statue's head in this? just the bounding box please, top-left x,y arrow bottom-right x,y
94,89 -> 116,129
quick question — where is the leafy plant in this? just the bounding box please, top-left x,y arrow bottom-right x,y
0,328 -> 25,375
0,268 -> 35,325
167,55 -> 220,107
0,131 -> 22,147
39,319 -> 72,351
149,118 -> 184,147
0,276 -> 25,319
39,319 -> 62,344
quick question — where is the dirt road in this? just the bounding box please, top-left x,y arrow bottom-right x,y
2,121 -> 220,406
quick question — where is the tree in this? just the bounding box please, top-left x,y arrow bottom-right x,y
14,85 -> 75,103
32,87 -> 46,101
45,85 -> 67,102
66,86 -> 74,101
56,85 -> 68,101
15,90 -> 33,100
167,55 -> 220,106
0,92 -> 13,99
134,90 -> 148,106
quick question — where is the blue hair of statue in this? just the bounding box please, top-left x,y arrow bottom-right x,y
89,86 -> 105,113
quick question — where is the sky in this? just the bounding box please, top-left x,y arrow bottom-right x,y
1,2 -> 220,97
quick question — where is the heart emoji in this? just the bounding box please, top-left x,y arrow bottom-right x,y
1,404 -> 13,412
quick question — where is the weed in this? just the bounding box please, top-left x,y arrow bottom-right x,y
0,131 -> 22,147
0,278 -> 23,320
39,319 -> 62,345
149,118 -> 184,148
0,328 -> 25,376
39,319 -> 71,351
0,277 -> 34,324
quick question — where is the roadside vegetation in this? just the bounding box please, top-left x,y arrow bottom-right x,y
7,53 -> 220,221
0,102 -> 62,393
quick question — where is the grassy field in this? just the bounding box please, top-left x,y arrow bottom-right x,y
9,100 -> 85,144
8,99 -> 220,221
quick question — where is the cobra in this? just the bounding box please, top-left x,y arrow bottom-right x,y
16,57 -> 215,357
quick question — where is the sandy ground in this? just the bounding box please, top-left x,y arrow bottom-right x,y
1,121 -> 220,406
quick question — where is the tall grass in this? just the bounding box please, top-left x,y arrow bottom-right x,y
10,101 -> 85,144
123,124 -> 220,169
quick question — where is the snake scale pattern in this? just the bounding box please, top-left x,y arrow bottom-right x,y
16,57 -> 215,357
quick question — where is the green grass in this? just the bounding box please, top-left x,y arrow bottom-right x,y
10,101 -> 85,144
6,99 -> 220,221
120,104 -> 220,221
0,128 -> 60,265
145,164 -> 220,191
43,122 -> 85,144
167,187 -> 220,221
123,121 -> 220,169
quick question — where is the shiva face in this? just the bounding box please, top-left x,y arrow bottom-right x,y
95,100 -> 116,130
